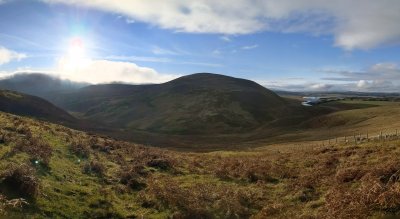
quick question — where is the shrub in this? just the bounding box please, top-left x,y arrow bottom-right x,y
83,161 -> 105,177
15,125 -> 31,136
70,140 -> 91,158
12,137 -> 53,166
0,164 -> 39,198
335,167 -> 365,183
118,165 -> 147,190
147,158 -> 172,171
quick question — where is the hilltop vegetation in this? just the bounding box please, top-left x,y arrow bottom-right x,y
43,73 -> 292,134
1,111 -> 400,218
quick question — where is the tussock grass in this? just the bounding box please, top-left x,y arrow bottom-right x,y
2,111 -> 400,218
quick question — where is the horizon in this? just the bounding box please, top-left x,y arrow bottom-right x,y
4,71 -> 400,94
1,1 -> 400,92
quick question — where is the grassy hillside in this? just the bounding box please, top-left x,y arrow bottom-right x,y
51,73 -> 291,134
0,90 -> 77,125
2,111 -> 400,218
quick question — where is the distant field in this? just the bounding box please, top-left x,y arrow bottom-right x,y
337,99 -> 400,106
252,100 -> 400,149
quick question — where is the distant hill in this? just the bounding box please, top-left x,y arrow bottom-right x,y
0,73 -> 88,100
52,73 -> 291,134
0,89 -> 77,124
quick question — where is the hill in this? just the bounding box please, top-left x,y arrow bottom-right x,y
0,90 -> 77,125
51,73 -> 291,134
2,111 -> 400,218
0,73 -> 88,100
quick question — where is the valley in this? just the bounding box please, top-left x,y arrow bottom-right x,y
3,73 -> 396,151
2,1 -> 400,218
1,107 -> 400,218
1,73 -> 400,218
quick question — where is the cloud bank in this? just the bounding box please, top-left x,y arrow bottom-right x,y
0,46 -> 26,65
42,0 -> 400,50
56,58 -> 179,84
265,63 -> 400,92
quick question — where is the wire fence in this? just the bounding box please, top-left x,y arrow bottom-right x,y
316,129 -> 400,147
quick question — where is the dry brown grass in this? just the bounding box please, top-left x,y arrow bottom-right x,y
140,175 -> 266,218
0,194 -> 27,215
3,111 -> 400,218
0,164 -> 39,198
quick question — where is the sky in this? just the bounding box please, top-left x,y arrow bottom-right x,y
1,0 -> 400,92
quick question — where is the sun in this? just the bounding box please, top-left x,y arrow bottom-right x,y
68,37 -> 85,58
60,37 -> 90,72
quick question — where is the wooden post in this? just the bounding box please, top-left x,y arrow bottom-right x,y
380,131 -> 383,141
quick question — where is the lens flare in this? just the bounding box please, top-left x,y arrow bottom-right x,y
60,37 -> 90,72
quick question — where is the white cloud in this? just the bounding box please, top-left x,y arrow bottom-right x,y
0,46 -> 27,65
357,80 -> 369,88
220,36 -> 232,42
322,63 -> 400,82
241,44 -> 259,50
57,58 -> 179,84
260,62 -> 400,92
42,0 -> 400,49
309,83 -> 333,91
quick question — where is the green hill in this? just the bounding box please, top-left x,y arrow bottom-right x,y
52,73 -> 290,134
0,90 -> 76,125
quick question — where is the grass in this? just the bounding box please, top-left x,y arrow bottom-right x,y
2,100 -> 400,217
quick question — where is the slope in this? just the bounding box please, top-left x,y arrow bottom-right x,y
0,89 -> 77,125
2,111 -> 400,218
52,73 -> 291,134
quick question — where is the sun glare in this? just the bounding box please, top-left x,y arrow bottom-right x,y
68,37 -> 85,58
60,37 -> 91,72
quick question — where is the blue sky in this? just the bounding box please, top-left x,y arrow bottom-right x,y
1,0 -> 400,92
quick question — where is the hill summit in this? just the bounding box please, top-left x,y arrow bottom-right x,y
53,73 -> 290,134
